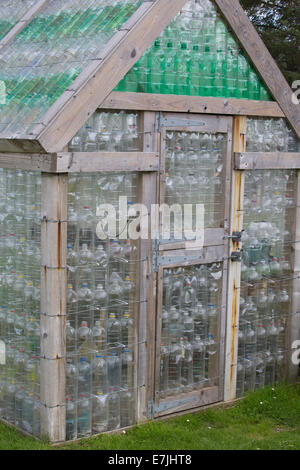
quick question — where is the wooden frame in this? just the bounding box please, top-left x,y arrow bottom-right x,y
213,0 -> 300,140
235,152 -> 300,170
137,112 -> 159,422
0,152 -> 159,173
40,173 -> 68,442
0,0 -> 300,442
101,91 -> 285,118
0,0 -> 299,154
151,112 -> 233,417
29,0 -> 187,154
224,116 -> 246,402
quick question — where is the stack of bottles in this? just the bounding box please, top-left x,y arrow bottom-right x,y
0,0 -> 146,135
116,0 -> 272,101
236,119 -> 298,397
160,263 -> 222,398
164,130 -> 226,236
0,1 -> 36,41
66,172 -> 139,439
246,118 -> 300,153
69,110 -> 142,153
0,169 -> 41,437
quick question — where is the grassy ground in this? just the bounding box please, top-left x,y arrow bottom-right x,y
0,383 -> 300,450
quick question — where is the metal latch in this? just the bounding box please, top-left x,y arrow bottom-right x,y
223,231 -> 244,243
230,251 -> 242,262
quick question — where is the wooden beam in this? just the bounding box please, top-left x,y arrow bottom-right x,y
0,151 -> 159,173
101,91 -> 285,118
138,112 -> 158,422
213,0 -> 300,140
55,152 -> 159,173
224,116 -> 246,402
40,173 -> 67,442
0,0 -> 49,51
32,0 -> 188,153
235,152 -> 300,170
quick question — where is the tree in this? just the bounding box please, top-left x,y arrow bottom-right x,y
240,0 -> 300,85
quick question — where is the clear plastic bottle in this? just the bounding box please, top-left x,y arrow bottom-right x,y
92,392 -> 108,433
121,348 -> 134,390
77,394 -> 92,437
181,337 -> 193,392
66,397 -> 76,440
107,387 -> 120,431
160,344 -> 169,398
120,389 -> 135,428
192,335 -> 205,387
168,336 -> 182,395
107,314 -> 121,347
66,359 -> 77,399
92,354 -> 107,396
22,392 -> 34,433
77,357 -> 91,396
107,350 -> 121,392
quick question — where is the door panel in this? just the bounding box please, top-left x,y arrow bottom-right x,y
152,114 -> 233,417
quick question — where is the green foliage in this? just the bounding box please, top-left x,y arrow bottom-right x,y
240,0 -> 300,85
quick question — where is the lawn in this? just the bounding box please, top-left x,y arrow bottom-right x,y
1,383 -> 300,450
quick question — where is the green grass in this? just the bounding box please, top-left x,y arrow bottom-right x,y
1,383 -> 300,450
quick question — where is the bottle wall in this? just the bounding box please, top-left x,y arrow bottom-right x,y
0,1 -> 36,41
66,172 -> 140,439
164,130 -> 226,239
115,0 -> 272,101
0,169 -> 41,437
69,110 -> 142,153
237,169 -> 296,396
246,118 -> 300,153
160,263 -> 222,398
0,0 -> 146,136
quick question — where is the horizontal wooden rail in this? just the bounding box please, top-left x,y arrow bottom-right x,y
100,91 -> 285,118
235,152 -> 300,170
0,151 -> 159,173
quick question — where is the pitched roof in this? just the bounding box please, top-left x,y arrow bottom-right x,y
0,0 -> 299,153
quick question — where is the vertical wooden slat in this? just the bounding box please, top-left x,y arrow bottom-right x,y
217,118 -> 233,400
137,112 -> 158,422
224,117 -> 246,402
288,171 -> 300,382
40,173 -> 68,442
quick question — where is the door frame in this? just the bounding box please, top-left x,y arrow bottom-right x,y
149,113 -> 234,418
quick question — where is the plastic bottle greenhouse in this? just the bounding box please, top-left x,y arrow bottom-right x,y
0,0 -> 299,442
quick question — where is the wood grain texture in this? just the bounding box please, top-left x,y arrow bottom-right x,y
213,0 -> 300,140
34,0 -> 188,153
101,91 -> 285,118
40,173 -> 67,442
0,152 -> 159,173
235,152 -> 300,170
224,116 -> 246,402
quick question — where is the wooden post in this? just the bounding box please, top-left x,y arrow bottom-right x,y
224,117 -> 246,402
40,173 -> 68,442
288,171 -> 300,382
137,112 -> 158,422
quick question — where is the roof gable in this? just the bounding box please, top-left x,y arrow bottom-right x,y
0,0 -> 299,153
115,0 -> 273,102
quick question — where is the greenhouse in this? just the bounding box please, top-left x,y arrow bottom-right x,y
0,0 -> 299,442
